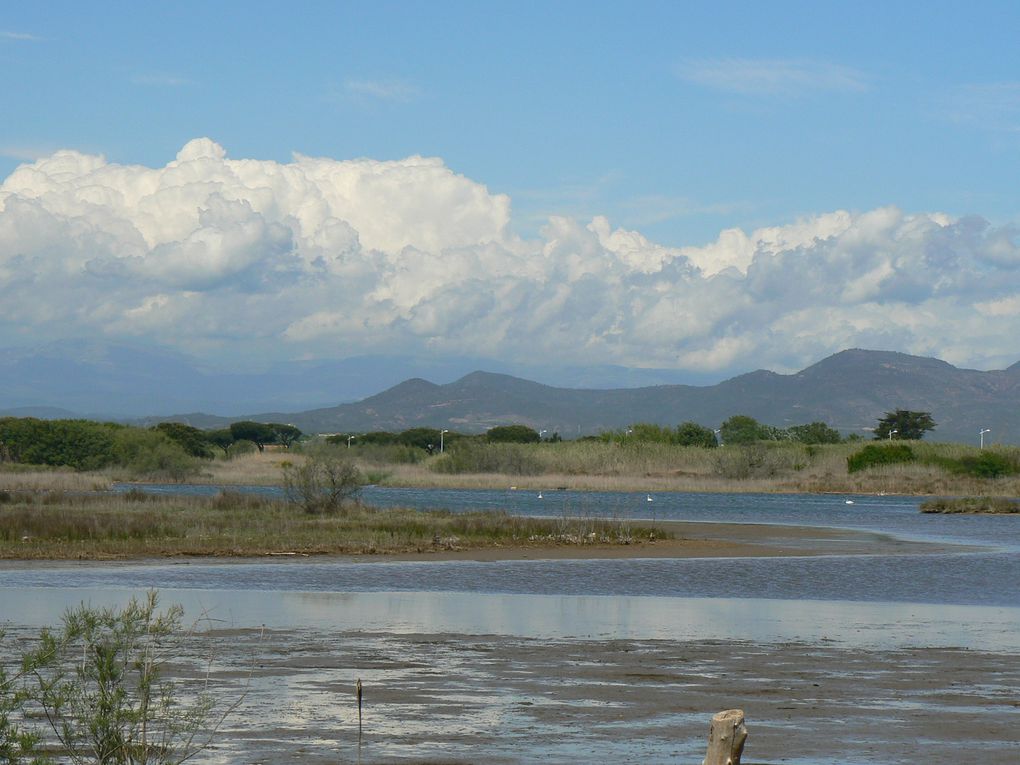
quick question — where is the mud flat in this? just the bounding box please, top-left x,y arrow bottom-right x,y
10,625 -> 1004,765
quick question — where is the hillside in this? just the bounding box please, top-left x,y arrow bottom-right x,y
238,349 -> 1020,444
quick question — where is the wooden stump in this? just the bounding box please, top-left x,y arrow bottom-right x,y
703,709 -> 747,765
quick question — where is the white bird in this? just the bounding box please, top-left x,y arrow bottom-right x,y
537,492 -> 543,499
646,494 -> 654,502
845,499 -> 855,505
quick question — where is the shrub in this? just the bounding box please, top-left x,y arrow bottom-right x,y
282,449 -> 362,514
431,442 -> 543,475
486,425 -> 541,444
14,592 -> 231,764
847,443 -> 915,473
944,450 -> 1018,479
113,429 -> 201,481
713,443 -> 804,479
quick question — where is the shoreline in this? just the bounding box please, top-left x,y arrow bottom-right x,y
0,519 -> 971,569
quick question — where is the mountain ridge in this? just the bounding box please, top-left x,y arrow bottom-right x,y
227,349 -> 1020,444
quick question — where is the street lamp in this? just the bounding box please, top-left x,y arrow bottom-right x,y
347,434 -> 356,448
980,428 -> 991,449
440,429 -> 450,453
539,429 -> 547,441
888,429 -> 898,441
714,428 -> 722,446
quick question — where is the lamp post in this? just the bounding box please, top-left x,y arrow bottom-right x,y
888,429 -> 898,441
539,429 -> 547,441
440,429 -> 449,453
347,434 -> 356,448
714,428 -> 722,446
980,428 -> 991,449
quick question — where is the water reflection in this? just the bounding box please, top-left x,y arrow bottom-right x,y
3,587 -> 1018,652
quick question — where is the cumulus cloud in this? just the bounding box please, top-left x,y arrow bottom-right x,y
1,138 -> 1018,376
677,58 -> 869,96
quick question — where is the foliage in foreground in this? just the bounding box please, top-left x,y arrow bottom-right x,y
2,593 -> 232,764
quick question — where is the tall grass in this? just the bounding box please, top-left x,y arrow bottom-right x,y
0,490 -> 667,559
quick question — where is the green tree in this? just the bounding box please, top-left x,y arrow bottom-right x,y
152,423 -> 214,459
873,410 -> 936,440
719,415 -> 770,445
396,428 -> 443,451
205,429 -> 234,457
787,422 -> 842,444
113,429 -> 200,481
674,422 -> 718,448
229,421 -> 276,452
268,423 -> 302,449
486,425 -> 541,444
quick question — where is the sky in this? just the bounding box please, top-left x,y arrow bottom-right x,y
2,1 -> 1019,382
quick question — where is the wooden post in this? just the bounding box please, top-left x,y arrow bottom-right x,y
703,709 -> 747,765
356,678 -> 363,735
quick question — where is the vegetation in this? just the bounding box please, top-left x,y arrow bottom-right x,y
1,593 -> 234,764
787,422 -> 843,444
0,489 -> 669,559
486,425 -> 541,444
874,409 -> 936,440
719,415 -> 773,445
921,497 -> 1020,514
847,443 -> 916,473
281,449 -> 361,514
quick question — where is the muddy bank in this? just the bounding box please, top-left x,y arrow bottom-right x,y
16,625 -> 1006,764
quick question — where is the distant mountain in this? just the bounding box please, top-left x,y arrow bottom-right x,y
0,340 -> 712,418
234,350 -> 1020,444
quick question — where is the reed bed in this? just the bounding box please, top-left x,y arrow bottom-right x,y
0,490 -> 667,560
0,466 -> 112,492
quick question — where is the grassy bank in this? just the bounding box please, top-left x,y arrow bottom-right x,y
186,441 -> 1020,497
920,497 -> 1020,514
0,490 -> 667,560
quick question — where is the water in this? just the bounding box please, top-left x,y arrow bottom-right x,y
5,486 -> 1020,649
103,483 -> 1020,608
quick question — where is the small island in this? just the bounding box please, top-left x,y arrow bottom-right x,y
920,497 -> 1020,514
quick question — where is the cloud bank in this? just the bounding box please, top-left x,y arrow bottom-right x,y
1,138 -> 1018,375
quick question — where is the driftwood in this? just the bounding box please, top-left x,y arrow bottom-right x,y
703,709 -> 747,765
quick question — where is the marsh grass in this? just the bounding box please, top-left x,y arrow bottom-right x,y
0,491 -> 667,560
0,466 -> 111,492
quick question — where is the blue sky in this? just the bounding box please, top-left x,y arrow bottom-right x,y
2,1 -> 1019,380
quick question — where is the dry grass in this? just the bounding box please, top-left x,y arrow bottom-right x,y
0,466 -> 112,492
195,450 -> 304,485
0,490 -> 667,560
9,441 -> 1020,498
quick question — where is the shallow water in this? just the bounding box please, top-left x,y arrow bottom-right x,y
5,487 -> 1020,763
105,484 -> 1020,608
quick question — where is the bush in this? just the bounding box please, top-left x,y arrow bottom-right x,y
713,443 -> 804,479
282,449 -> 362,514
9,592 -> 231,764
847,443 -> 915,473
940,450 -> 1019,478
431,442 -> 543,475
113,429 -> 201,481
486,425 -> 541,444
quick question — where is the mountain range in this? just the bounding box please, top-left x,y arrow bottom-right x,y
146,349 -> 1020,445
3,344 -> 1017,444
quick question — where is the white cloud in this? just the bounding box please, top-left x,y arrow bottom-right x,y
343,78 -> 421,102
0,31 -> 43,42
677,58 -> 869,96
1,138 -> 1018,376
